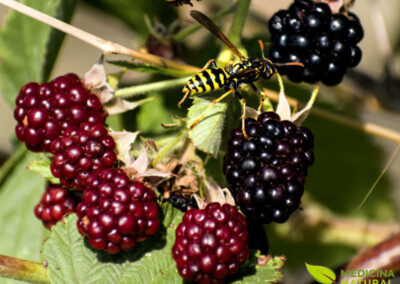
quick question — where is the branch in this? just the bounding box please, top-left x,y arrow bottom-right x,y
0,0 -> 200,73
273,200 -> 400,248
266,90 -> 400,144
115,76 -> 190,99
0,255 -> 49,284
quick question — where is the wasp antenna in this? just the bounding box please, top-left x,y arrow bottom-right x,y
258,40 -> 265,58
274,62 -> 304,68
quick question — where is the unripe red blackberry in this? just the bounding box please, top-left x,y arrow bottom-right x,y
172,203 -> 249,283
76,168 -> 160,254
34,184 -> 81,229
49,123 -> 117,191
14,73 -> 106,152
268,0 -> 364,85
223,112 -> 314,223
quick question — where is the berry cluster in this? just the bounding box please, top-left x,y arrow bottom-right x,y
34,184 -> 81,229
15,73 -> 160,253
76,168 -> 159,254
14,74 -> 106,152
268,0 -> 364,85
172,203 -> 249,283
223,112 -> 314,223
49,123 -> 117,190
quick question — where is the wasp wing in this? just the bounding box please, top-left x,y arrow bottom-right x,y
190,10 -> 245,60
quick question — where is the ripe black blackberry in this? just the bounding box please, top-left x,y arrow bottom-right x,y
76,168 -> 160,254
14,73 -> 106,152
268,0 -> 364,85
49,122 -> 117,191
165,193 -> 198,212
172,203 -> 249,283
34,184 -> 81,229
223,112 -> 314,223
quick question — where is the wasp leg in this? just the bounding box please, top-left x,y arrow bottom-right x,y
250,83 -> 267,113
178,91 -> 191,108
189,89 -> 235,130
201,59 -> 217,71
234,91 -> 249,139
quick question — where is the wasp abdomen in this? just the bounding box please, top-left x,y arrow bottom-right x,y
183,68 -> 229,95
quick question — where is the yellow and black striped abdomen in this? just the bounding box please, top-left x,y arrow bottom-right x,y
183,68 -> 229,95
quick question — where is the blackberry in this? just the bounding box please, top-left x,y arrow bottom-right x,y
14,73 -> 106,152
49,123 -> 117,191
172,203 -> 249,283
34,184 -> 81,229
76,168 -> 160,254
223,112 -> 314,223
166,193 -> 198,212
268,0 -> 364,85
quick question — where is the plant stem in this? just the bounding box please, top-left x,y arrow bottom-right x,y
266,90 -> 400,144
152,130 -> 188,166
173,4 -> 237,42
0,0 -> 200,73
115,76 -> 190,99
227,0 -> 251,47
0,255 -> 49,284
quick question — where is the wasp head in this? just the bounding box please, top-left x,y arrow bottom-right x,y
260,58 -> 275,79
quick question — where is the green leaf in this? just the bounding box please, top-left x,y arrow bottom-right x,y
43,204 -> 184,284
137,95 -> 173,135
42,202 -> 284,284
28,157 -> 60,184
108,61 -> 188,77
187,94 -> 234,156
0,152 -> 47,284
234,255 -> 284,283
305,263 -> 336,284
0,0 -> 77,106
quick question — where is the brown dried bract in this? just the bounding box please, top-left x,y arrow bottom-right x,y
154,158 -> 199,202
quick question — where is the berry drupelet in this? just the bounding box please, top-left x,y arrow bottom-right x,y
76,168 -> 160,254
14,73 -> 106,152
34,184 -> 81,229
49,122 -> 117,191
268,0 -> 364,85
223,112 -> 315,223
172,203 -> 249,283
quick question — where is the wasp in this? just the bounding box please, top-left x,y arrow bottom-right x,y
180,10 -> 302,137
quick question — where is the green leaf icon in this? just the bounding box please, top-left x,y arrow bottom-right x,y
305,263 -> 336,284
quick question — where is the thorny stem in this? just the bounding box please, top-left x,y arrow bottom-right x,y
266,90 -> 400,144
0,0 -> 200,73
0,255 -> 49,284
115,76 -> 191,99
173,4 -> 237,42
